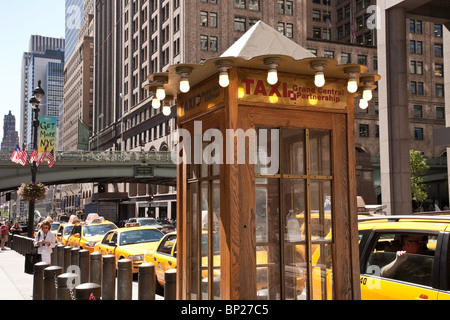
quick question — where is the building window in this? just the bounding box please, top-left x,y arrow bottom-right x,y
413,105 -> 423,118
411,81 -> 417,94
312,10 -> 321,21
313,27 -> 321,39
414,128 -> 424,140
357,55 -> 367,65
436,106 -> 445,120
235,17 -> 246,32
235,0 -> 246,9
436,84 -> 445,97
200,11 -> 208,26
434,24 -> 443,37
416,62 -> 423,75
416,20 -> 422,34
322,28 -> 331,40
210,12 -> 218,28
200,35 -> 208,51
249,0 -> 260,10
359,124 -> 369,137
410,40 -> 415,54
210,36 -> 218,52
418,82 -> 424,95
341,53 -> 351,64
323,50 -> 334,58
416,41 -> 423,54
435,64 -> 443,77
286,23 -> 293,38
409,19 -> 415,33
435,44 -> 443,57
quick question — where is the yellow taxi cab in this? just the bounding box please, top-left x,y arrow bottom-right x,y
94,224 -> 164,273
56,223 -> 75,246
67,216 -> 117,253
358,214 -> 450,300
144,232 -> 177,287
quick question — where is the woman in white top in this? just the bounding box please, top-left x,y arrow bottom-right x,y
34,220 -> 56,264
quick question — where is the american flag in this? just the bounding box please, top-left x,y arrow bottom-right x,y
39,147 -> 47,164
10,145 -> 20,164
351,24 -> 356,41
46,150 -> 56,168
326,18 -> 332,28
18,144 -> 28,166
29,147 -> 39,166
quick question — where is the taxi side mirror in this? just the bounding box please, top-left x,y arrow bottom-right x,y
173,251 -> 177,258
57,232 -> 62,236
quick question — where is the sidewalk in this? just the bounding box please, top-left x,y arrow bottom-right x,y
0,246 -> 162,300
0,248 -> 33,300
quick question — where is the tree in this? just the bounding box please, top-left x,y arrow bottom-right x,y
410,150 -> 430,211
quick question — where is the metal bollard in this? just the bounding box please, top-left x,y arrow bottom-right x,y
63,246 -> 72,272
117,259 -> 133,300
90,252 -> 102,285
71,247 -> 80,267
79,249 -> 90,284
102,255 -> 116,300
56,245 -> 65,268
164,269 -> 177,300
56,273 -> 79,300
33,262 -> 50,300
138,263 -> 155,300
75,283 -> 102,300
51,247 -> 57,266
43,266 -> 63,300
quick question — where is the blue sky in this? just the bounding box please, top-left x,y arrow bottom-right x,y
0,1 -> 65,137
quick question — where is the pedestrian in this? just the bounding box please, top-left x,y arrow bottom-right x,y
0,221 -> 10,250
33,220 -> 56,264
10,222 -> 22,235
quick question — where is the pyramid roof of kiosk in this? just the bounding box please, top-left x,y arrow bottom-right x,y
221,20 -> 315,60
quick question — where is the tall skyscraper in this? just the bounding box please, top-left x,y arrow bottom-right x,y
65,0 -> 84,64
63,0 -> 94,151
1,111 -> 19,151
20,36 -> 65,149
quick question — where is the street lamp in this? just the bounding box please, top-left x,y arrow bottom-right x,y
27,80 -> 45,237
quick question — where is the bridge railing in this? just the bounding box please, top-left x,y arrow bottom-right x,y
0,151 -> 174,165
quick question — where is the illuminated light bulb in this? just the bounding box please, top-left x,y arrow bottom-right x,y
163,105 -> 171,116
359,98 -> 369,110
267,69 -> 278,85
219,71 -> 230,88
152,98 -> 161,109
314,71 -> 326,87
179,77 -> 190,93
269,94 -> 279,104
238,87 -> 245,99
363,88 -> 373,101
156,86 -> 166,100
347,79 -> 358,93
180,79 -> 190,93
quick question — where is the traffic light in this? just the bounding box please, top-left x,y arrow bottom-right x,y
98,184 -> 106,193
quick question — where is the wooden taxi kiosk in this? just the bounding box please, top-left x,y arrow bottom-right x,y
146,23 -> 380,300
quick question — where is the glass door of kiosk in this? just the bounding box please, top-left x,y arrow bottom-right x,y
256,127 -> 333,300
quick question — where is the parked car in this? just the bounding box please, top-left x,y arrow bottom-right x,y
67,217 -> 117,253
144,232 -> 178,287
359,214 -> 450,300
127,217 -> 175,234
56,223 -> 75,246
95,226 -> 164,273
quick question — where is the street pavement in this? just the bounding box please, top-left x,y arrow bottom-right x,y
0,246 -> 163,300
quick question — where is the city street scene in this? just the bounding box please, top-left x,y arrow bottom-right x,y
0,0 -> 450,310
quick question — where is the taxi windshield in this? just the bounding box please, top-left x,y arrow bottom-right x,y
83,223 -> 117,237
64,225 -> 74,236
119,229 -> 163,246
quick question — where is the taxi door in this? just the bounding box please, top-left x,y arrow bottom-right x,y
152,234 -> 177,284
97,231 -> 117,256
360,230 -> 440,300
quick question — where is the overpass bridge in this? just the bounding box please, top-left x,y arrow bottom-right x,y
0,150 -> 177,192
